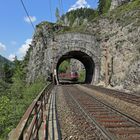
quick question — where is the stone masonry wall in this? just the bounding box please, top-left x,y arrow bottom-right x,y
27,32 -> 100,84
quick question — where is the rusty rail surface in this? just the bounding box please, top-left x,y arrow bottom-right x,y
11,83 -> 53,140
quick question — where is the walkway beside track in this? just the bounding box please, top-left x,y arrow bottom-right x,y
47,87 -> 60,140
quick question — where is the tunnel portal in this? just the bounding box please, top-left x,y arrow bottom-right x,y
27,33 -> 100,84
56,51 -> 95,84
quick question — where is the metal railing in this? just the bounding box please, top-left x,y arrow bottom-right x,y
10,83 -> 53,140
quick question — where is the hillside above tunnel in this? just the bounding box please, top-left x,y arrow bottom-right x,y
26,0 -> 140,93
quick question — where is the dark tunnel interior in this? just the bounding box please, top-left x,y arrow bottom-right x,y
56,51 -> 95,84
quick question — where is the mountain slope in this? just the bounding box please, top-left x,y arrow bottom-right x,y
0,55 -> 13,78
0,55 -> 12,66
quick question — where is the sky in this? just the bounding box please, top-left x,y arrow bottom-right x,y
0,0 -> 98,61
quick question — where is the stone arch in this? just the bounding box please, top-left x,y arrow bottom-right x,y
51,33 -> 100,84
56,50 -> 98,84
27,33 -> 100,84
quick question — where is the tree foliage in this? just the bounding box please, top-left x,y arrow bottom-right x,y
98,0 -> 111,14
2,63 -> 13,83
58,60 -> 70,73
61,8 -> 98,26
78,69 -> 86,82
0,59 -> 46,139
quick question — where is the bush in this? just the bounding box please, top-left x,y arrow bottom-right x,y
78,70 -> 86,82
0,76 -> 46,139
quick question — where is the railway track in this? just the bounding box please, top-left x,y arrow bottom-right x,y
62,85 -> 140,140
83,85 -> 140,106
57,85 -> 108,139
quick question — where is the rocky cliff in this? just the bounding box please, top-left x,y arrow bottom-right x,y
110,0 -> 131,10
86,0 -> 140,92
27,1 -> 140,93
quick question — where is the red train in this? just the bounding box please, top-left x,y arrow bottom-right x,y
59,72 -> 79,81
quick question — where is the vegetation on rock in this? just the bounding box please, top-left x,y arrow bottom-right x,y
60,8 -> 98,26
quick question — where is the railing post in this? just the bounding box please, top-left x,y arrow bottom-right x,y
35,104 -> 39,140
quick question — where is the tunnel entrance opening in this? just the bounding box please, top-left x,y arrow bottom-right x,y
58,58 -> 86,84
56,51 -> 95,84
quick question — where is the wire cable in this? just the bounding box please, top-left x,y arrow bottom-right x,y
60,0 -> 64,15
20,0 -> 48,45
20,0 -> 36,31
58,0 -> 64,16
58,0 -> 61,16
49,0 -> 53,21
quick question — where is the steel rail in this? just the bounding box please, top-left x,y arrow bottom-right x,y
65,87 -> 115,140
65,85 -> 140,139
10,83 -> 53,140
84,85 -> 140,99
79,85 -> 140,125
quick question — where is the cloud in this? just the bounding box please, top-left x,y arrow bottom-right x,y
7,39 -> 31,61
18,39 -> 32,60
68,0 -> 90,11
24,16 -> 37,23
0,42 -> 6,52
8,54 -> 16,61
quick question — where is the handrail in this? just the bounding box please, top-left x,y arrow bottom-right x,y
10,83 -> 53,140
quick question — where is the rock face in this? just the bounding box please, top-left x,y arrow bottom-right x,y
70,59 -> 84,72
86,5 -> 140,93
27,2 -> 140,93
110,0 -> 131,10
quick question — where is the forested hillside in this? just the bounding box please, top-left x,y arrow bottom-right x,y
0,55 -> 13,82
60,8 -> 98,26
0,55 -> 12,72
0,55 -> 11,65
0,57 -> 46,139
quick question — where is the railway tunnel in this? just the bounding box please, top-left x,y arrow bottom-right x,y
27,33 -> 100,84
56,51 -> 95,84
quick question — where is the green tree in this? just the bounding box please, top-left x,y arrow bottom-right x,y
61,8 -> 97,26
0,96 -> 13,139
9,59 -> 25,100
98,0 -> 111,14
2,63 -> 13,83
58,60 -> 70,73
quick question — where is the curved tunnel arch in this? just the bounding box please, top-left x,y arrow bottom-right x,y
56,51 -> 95,84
